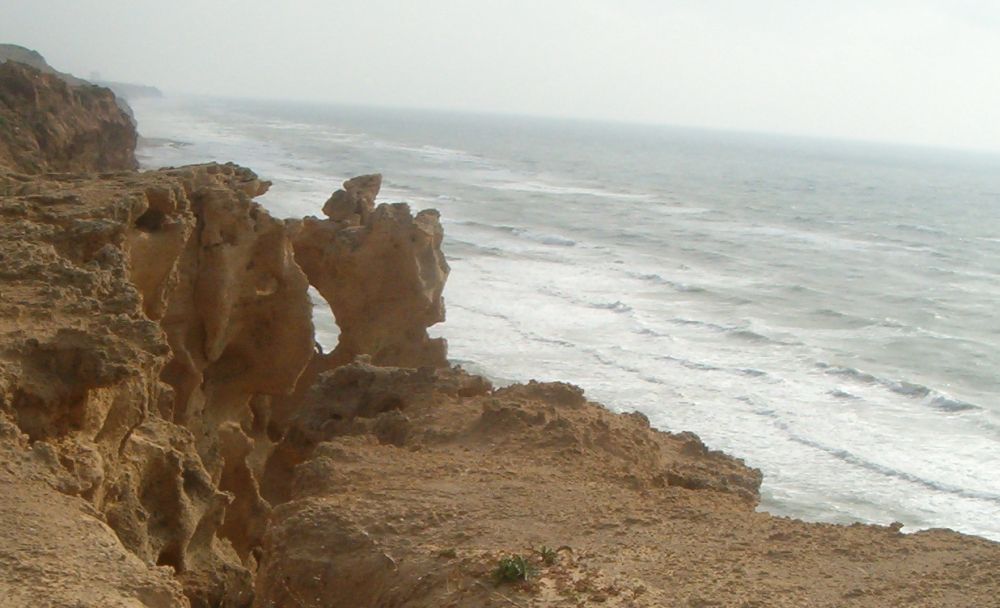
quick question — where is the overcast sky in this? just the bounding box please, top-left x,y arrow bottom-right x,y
2,0 -> 999,151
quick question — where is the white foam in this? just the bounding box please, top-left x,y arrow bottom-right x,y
130,95 -> 1000,542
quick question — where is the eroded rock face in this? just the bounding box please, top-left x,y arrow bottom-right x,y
0,162 -> 457,607
253,365 -> 762,607
0,164 -> 315,606
290,174 -> 450,368
0,61 -> 137,174
0,423 -> 189,608
253,365 -> 1000,608
3,98 -> 999,606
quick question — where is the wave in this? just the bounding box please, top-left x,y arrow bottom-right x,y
893,222 -> 948,237
654,354 -> 722,373
590,300 -> 633,313
453,299 -> 766,386
627,271 -> 709,293
810,308 -> 882,329
827,389 -> 860,400
443,237 -> 506,257
929,395 -> 980,413
730,329 -> 774,343
668,317 -> 791,346
448,220 -> 578,247
138,136 -> 192,149
657,356 -> 776,383
773,419 -> 1000,505
818,363 -> 879,384
633,326 -> 670,338
816,362 -> 981,412
368,139 -> 487,166
486,178 -> 655,201
533,285 -> 638,319
669,317 -> 725,331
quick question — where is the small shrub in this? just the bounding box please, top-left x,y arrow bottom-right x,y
493,554 -> 536,584
534,545 -> 558,565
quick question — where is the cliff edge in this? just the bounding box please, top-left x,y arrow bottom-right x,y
1,56 -> 999,608
0,46 -> 137,174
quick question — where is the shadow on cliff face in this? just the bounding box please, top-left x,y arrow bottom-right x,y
138,167 -> 452,604
0,157 -> 452,607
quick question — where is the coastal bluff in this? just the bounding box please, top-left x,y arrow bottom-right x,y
1,52 -> 999,608
0,46 -> 137,174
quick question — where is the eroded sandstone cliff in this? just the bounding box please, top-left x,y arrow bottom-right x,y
0,159 -> 455,607
2,58 -> 1000,608
0,60 -> 137,174
290,173 -> 449,369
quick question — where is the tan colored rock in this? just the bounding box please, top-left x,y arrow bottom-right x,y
0,164 -> 312,607
0,425 -> 189,608
2,93 -> 999,608
292,182 -> 450,369
0,61 -> 137,174
255,366 -> 1000,608
321,173 -> 381,222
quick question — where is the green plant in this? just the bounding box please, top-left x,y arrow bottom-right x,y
533,545 -> 558,565
532,544 -> 572,566
493,554 -> 536,584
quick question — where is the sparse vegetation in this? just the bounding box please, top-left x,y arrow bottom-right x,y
531,544 -> 572,566
533,545 -> 558,565
493,554 -> 536,584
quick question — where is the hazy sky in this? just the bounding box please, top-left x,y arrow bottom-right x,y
3,0 -> 999,151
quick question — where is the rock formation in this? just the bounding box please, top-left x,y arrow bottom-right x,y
0,59 -> 137,173
2,53 -> 1000,608
0,44 -> 88,86
0,160 -> 458,606
289,174 -> 449,369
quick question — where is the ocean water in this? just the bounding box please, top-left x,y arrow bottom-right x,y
131,96 -> 1000,541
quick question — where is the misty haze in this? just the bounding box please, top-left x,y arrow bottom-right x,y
1,2 -> 999,607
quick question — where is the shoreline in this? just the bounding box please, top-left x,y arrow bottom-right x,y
133,99 -> 1000,544
2,58 -> 999,606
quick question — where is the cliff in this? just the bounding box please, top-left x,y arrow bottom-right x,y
93,80 -> 164,101
1,58 -> 1000,608
0,44 -> 87,86
0,48 -> 137,173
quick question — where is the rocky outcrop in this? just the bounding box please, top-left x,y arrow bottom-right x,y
0,44 -> 88,86
0,42 -> 153,126
253,363 -> 1000,608
0,164 -> 299,606
0,428 -> 188,608
0,161 -> 459,606
2,62 -> 1000,607
289,174 -> 450,369
0,60 -> 137,173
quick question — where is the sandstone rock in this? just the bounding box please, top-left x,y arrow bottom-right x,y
0,161 -> 459,606
3,85 -> 1000,608
0,164 -> 311,607
293,186 -> 450,369
0,435 -> 190,608
0,61 -> 137,174
254,369 -> 1000,608
321,173 -> 382,222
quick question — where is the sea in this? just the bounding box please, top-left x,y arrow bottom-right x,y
129,95 -> 1000,542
